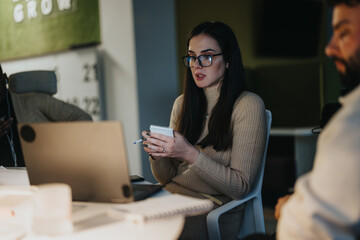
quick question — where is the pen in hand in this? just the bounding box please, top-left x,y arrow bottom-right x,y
133,139 -> 143,144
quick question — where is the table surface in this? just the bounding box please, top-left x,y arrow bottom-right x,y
270,127 -> 317,137
0,168 -> 185,240
15,201 -> 185,240
47,201 -> 184,240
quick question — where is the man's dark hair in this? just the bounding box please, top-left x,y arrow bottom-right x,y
327,0 -> 360,6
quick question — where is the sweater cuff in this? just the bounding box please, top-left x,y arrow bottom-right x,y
188,152 -> 210,173
149,156 -> 170,165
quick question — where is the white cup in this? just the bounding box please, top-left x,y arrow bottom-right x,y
0,186 -> 34,240
32,183 -> 73,236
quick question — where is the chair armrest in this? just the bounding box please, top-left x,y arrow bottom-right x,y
207,193 -> 257,240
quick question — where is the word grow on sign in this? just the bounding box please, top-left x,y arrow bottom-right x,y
13,0 -> 73,23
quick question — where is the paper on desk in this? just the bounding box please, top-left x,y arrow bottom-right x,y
0,166 -> 30,186
107,194 -> 213,224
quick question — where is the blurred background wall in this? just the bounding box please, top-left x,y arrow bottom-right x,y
1,0 -> 340,183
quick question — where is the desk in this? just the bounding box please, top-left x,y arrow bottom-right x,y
31,201 -> 184,240
270,127 -> 318,178
7,199 -> 184,240
0,169 -> 185,240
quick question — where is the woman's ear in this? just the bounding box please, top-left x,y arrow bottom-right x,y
226,62 -> 229,69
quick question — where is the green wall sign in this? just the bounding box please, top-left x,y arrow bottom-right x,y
0,0 -> 100,61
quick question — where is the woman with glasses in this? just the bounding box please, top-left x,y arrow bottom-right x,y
141,21 -> 267,239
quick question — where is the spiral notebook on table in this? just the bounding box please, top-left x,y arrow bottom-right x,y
108,194 -> 213,224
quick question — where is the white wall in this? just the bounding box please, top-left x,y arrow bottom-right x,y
98,0 -> 141,175
2,0 -> 142,175
2,47 -> 102,121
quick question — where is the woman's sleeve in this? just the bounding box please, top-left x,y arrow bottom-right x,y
149,95 -> 183,184
189,93 -> 267,199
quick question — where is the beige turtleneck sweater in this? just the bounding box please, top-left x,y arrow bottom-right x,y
150,88 -> 266,204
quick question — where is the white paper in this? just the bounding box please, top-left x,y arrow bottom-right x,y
0,167 -> 30,186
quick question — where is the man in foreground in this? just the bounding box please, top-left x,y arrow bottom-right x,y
276,0 -> 360,239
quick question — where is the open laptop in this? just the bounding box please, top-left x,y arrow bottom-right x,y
17,121 -> 163,203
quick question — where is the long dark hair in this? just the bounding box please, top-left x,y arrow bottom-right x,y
177,21 -> 246,151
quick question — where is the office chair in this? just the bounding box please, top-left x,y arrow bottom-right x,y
207,110 -> 272,240
8,70 -> 57,95
7,70 -> 91,124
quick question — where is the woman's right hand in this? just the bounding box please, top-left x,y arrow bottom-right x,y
141,130 -> 199,164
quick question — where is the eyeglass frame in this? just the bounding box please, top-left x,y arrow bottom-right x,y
182,53 -> 224,68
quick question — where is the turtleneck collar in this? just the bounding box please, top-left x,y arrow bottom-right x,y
204,86 -> 220,112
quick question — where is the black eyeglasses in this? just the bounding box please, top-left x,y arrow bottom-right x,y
182,53 -> 223,68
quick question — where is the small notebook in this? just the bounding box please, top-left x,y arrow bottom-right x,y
150,125 -> 174,137
108,194 -> 213,224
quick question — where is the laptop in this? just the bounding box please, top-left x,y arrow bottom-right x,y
17,121 -> 163,203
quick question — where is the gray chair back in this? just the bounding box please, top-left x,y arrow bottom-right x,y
9,71 -> 57,95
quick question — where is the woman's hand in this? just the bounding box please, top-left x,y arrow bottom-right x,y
141,130 -> 200,164
0,118 -> 12,138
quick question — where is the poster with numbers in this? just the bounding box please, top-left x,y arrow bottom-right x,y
1,47 -> 104,121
